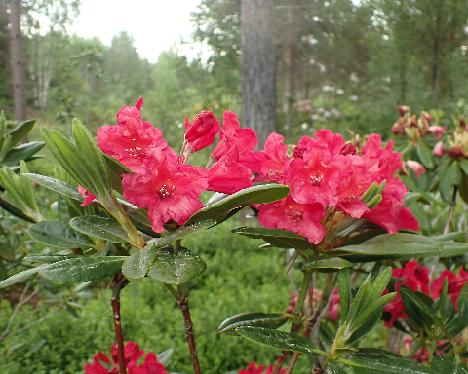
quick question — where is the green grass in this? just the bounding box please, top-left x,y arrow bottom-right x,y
0,221 -> 304,374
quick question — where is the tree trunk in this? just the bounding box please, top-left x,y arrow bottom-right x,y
8,0 -> 27,121
285,1 -> 296,130
430,0 -> 443,107
241,0 -> 276,147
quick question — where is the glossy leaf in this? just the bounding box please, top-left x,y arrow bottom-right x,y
439,161 -> 462,202
147,247 -> 207,284
236,326 -> 323,356
0,264 -> 50,288
3,141 -> 44,166
346,348 -> 432,373
24,173 -> 82,201
41,256 -> 125,282
29,221 -> 93,248
218,312 -> 289,335
147,220 -> 215,248
337,268 -> 351,324
122,246 -> 158,280
188,184 -> 290,225
69,215 -> 129,243
302,257 -> 352,272
7,119 -> 35,146
328,233 -> 468,261
232,226 -> 313,250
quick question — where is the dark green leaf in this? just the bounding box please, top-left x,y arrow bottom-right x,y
24,254 -> 79,264
439,162 -> 462,202
104,155 -> 132,194
328,234 -> 467,261
122,246 -> 158,280
232,226 -> 313,250
188,184 -> 290,225
236,326 -> 323,356
416,141 -> 435,169
147,248 -> 207,284
337,268 -> 351,324
302,258 -> 352,272
218,312 -> 289,335
41,256 -> 125,282
69,216 -> 129,243
346,348 -> 431,373
147,220 -> 215,248
29,221 -> 93,248
0,264 -> 50,288
7,119 -> 35,146
24,173 -> 82,201
3,141 -> 44,166
0,195 -> 37,222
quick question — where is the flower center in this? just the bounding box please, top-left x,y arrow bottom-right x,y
124,146 -> 143,158
310,173 -> 323,186
158,183 -> 176,199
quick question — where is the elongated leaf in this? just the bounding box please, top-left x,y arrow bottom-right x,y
439,161 -> 462,202
69,216 -> 129,243
7,119 -> 35,146
104,155 -> 132,193
122,246 -> 158,280
337,268 -> 351,324
0,264 -> 50,288
3,141 -> 44,166
147,220 -> 215,248
302,258 -> 352,272
0,195 -> 37,222
188,184 -> 289,225
232,226 -> 313,250
29,221 -> 93,248
218,313 -> 289,335
147,248 -> 207,284
24,254 -> 79,264
236,326 -> 323,356
41,256 -> 125,282
24,173 -> 82,201
328,233 -> 467,261
416,141 -> 435,169
347,348 -> 432,373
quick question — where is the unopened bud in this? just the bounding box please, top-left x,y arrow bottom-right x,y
460,117 -> 466,131
432,141 -> 445,157
398,105 -> 410,117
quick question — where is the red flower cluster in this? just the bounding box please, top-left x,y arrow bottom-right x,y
383,261 -> 468,327
96,98 -> 257,233
256,130 -> 418,244
84,341 -> 167,374
238,362 -> 285,374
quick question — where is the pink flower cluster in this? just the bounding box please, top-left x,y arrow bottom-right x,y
96,98 -> 258,233
255,130 -> 419,244
84,341 -> 167,374
238,362 -> 285,374
93,98 -> 417,241
383,261 -> 468,327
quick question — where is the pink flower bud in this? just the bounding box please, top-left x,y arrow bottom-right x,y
184,111 -> 219,152
432,141 -> 445,157
398,105 -> 410,117
428,125 -> 446,140
406,160 -> 425,177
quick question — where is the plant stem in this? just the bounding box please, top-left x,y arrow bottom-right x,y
272,271 -> 312,374
111,273 -> 128,374
177,295 -> 201,374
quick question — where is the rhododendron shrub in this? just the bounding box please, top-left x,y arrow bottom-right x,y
0,98 -> 466,374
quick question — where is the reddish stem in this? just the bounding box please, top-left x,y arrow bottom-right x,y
177,295 -> 201,374
111,274 -> 128,374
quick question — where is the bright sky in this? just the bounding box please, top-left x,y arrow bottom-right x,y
70,0 -> 203,63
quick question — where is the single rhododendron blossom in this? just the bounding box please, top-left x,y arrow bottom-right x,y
122,152 -> 208,233
84,341 -> 167,374
97,97 -> 173,172
184,111 -> 219,152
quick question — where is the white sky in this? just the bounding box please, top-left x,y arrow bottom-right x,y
70,0 -> 203,63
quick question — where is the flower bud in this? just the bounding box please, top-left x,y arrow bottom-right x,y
406,160 -> 426,177
432,141 -> 445,157
398,105 -> 410,117
184,111 -> 219,152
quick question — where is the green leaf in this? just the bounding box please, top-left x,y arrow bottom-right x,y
24,173 -> 82,201
439,161 -> 462,202
122,246 -> 158,280
302,258 -> 352,272
0,195 -> 37,222
328,233 -> 467,261
2,141 -> 44,166
416,141 -> 435,169
29,221 -> 93,248
218,313 -> 289,335
236,326 -> 323,356
188,184 -> 290,225
147,247 -> 207,284
0,264 -> 50,288
24,254 -> 79,264
41,256 -> 125,282
337,268 -> 351,324
69,215 -> 129,243
232,226 -> 313,250
104,155 -> 132,194
7,119 -> 35,146
346,348 -> 432,373
147,220 -> 216,248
